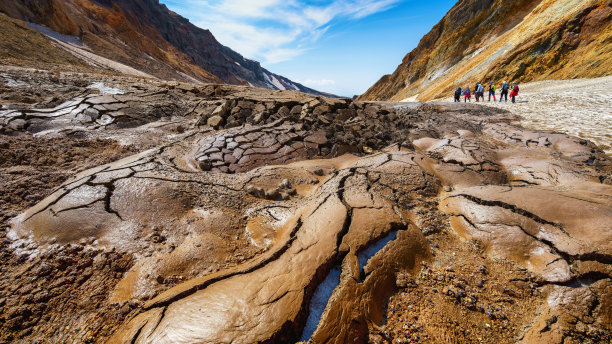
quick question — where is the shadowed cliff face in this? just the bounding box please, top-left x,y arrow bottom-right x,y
360,0 -> 612,101
0,0 -> 329,95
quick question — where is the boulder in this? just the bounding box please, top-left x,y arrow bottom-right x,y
207,115 -> 224,129
8,119 -> 27,130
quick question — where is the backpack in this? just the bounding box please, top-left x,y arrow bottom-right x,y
514,85 -> 519,92
455,88 -> 462,97
478,85 -> 484,93
491,85 -> 496,91
502,83 -> 509,91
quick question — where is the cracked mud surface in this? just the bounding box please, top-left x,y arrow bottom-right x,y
1,67 -> 611,344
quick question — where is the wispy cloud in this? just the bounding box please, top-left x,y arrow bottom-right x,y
297,78 -> 337,87
164,0 -> 400,64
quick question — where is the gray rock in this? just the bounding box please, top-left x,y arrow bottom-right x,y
8,119 -> 27,131
97,114 -> 114,125
75,112 -> 93,123
84,108 -> 100,120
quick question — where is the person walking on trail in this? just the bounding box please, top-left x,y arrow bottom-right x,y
488,81 -> 496,102
476,83 -> 485,102
510,83 -> 520,103
454,87 -> 462,102
463,86 -> 471,102
499,81 -> 509,102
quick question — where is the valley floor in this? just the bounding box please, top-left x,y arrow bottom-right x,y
436,76 -> 612,154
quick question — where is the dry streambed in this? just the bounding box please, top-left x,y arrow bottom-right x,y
0,70 -> 611,343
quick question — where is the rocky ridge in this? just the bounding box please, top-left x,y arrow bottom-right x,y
0,67 -> 610,343
0,0 -> 329,95
360,0 -> 612,101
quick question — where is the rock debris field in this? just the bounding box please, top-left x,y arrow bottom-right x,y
0,67 -> 611,344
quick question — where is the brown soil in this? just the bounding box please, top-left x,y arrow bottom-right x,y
0,13 -> 92,72
371,205 -> 543,344
0,136 -> 138,343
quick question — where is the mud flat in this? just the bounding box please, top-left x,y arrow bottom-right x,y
0,67 -> 611,344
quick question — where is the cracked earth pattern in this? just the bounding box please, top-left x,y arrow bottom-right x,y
1,68 -> 611,344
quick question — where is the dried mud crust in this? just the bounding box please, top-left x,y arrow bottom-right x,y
0,68 -> 611,344
0,136 -> 138,344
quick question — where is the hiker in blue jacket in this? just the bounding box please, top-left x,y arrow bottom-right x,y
499,81 -> 509,102
476,83 -> 485,102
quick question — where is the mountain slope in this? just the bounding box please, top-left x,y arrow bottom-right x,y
360,0 -> 612,101
0,0 -> 328,95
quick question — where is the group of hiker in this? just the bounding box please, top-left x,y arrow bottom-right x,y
454,81 -> 519,103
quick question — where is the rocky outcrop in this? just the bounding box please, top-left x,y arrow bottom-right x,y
2,68 -> 611,343
360,0 -> 612,101
0,0 -> 329,95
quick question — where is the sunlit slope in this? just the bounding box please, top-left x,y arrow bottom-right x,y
360,0 -> 612,101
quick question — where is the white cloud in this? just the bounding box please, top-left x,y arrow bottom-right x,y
298,79 -> 337,87
167,0 -> 400,64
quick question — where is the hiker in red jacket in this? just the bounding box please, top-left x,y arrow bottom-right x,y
463,86 -> 471,102
510,83 -> 520,103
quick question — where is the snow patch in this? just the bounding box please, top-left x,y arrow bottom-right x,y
300,264 -> 342,341
87,82 -> 124,95
26,22 -> 83,47
357,230 -> 398,274
400,94 -> 420,102
2,78 -> 28,87
264,73 -> 286,90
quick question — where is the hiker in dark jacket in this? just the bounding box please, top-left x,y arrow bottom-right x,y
510,83 -> 519,103
488,81 -> 496,101
463,86 -> 471,102
454,87 -> 462,102
499,81 -> 509,102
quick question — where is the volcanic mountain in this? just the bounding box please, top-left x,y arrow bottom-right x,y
0,0 -> 329,95
360,0 -> 612,101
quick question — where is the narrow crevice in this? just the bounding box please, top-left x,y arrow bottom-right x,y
146,306 -> 167,340
130,323 -> 145,344
448,194 -> 572,236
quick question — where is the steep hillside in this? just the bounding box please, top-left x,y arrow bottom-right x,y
0,0 -> 328,95
0,12 -> 90,70
360,0 -> 612,101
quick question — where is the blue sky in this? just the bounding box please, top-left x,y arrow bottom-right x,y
162,0 -> 457,96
